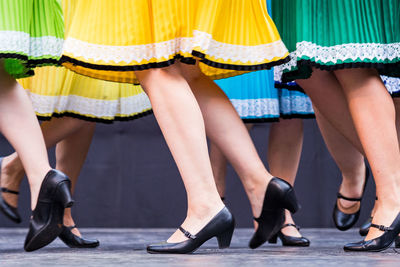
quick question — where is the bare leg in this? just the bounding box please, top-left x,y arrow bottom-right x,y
210,142 -> 228,199
296,69 -> 364,153
334,68 -> 400,241
0,62 -> 51,209
210,124 -> 254,199
178,63 -> 274,220
1,117 -> 93,208
55,122 -> 95,237
135,65 -> 224,243
267,119 -> 303,237
314,108 -> 366,210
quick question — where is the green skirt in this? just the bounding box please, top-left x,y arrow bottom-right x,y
0,0 -> 64,78
272,0 -> 400,82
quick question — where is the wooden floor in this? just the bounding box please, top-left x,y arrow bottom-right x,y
0,228 -> 399,266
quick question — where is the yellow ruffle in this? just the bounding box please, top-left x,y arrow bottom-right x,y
61,0 -> 289,84
18,66 -> 152,122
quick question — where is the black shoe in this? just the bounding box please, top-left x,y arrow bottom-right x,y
147,206 -> 234,254
333,166 -> 369,231
395,236 -> 400,248
268,223 -> 310,247
59,225 -> 100,248
249,177 -> 300,249
359,217 -> 373,236
0,157 -> 22,223
344,212 -> 400,252
24,169 -> 74,252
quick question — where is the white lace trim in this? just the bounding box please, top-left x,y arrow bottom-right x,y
26,91 -> 152,119
276,42 -> 400,75
279,95 -> 314,115
230,98 -> 280,118
0,31 -> 63,58
63,30 -> 288,65
382,75 -> 400,94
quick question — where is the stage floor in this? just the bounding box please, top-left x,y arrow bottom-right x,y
0,228 -> 399,266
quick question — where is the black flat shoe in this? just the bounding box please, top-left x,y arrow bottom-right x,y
59,225 -> 100,248
24,169 -> 74,252
249,177 -> 300,249
0,157 -> 22,223
359,216 -> 373,236
333,166 -> 369,231
147,206 -> 234,254
268,223 -> 310,247
344,212 -> 400,252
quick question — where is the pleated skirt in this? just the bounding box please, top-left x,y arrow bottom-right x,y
18,66 -> 152,123
272,0 -> 400,82
0,0 -> 64,78
61,0 -> 289,84
215,70 -> 314,122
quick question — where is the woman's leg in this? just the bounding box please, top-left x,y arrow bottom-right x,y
178,63 -> 275,220
55,121 -> 95,237
1,117 -> 93,208
209,142 -> 228,199
333,68 -> 400,240
267,119 -> 303,237
296,69 -> 364,154
0,63 -> 51,209
135,65 -> 224,243
314,108 -> 366,210
210,124 -> 254,200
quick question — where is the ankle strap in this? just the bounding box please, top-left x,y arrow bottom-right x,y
178,226 -> 196,240
370,223 -> 394,232
337,192 -> 361,201
1,187 -> 19,195
281,223 -> 300,231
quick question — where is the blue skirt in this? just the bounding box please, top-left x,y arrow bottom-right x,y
215,70 -> 314,122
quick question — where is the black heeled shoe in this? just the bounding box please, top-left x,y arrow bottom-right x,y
395,236 -> 400,248
268,223 -> 310,247
24,169 -> 74,252
0,157 -> 22,223
147,206 -> 235,254
344,212 -> 400,252
333,167 -> 369,231
249,177 -> 300,249
359,217 -> 373,236
59,225 -> 100,248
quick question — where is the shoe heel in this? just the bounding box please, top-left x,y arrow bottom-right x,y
56,182 -> 74,208
268,233 -> 278,244
283,189 -> 300,213
217,225 -> 234,249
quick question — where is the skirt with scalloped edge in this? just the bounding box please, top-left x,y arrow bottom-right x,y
0,0 -> 64,78
271,0 -> 400,83
61,0 -> 289,84
18,66 -> 152,123
215,70 -> 314,122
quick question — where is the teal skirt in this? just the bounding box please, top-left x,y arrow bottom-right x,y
272,0 -> 400,83
0,0 -> 64,78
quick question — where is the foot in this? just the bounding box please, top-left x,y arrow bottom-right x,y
246,174 -> 272,229
280,210 -> 302,238
337,166 -> 366,211
167,201 -> 225,243
0,155 -> 25,208
365,202 -> 400,241
63,208 -> 81,237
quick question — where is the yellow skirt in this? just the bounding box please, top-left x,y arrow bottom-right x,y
61,0 -> 289,84
18,66 -> 152,123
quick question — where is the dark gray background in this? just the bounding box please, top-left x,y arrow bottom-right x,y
0,116 -> 376,228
